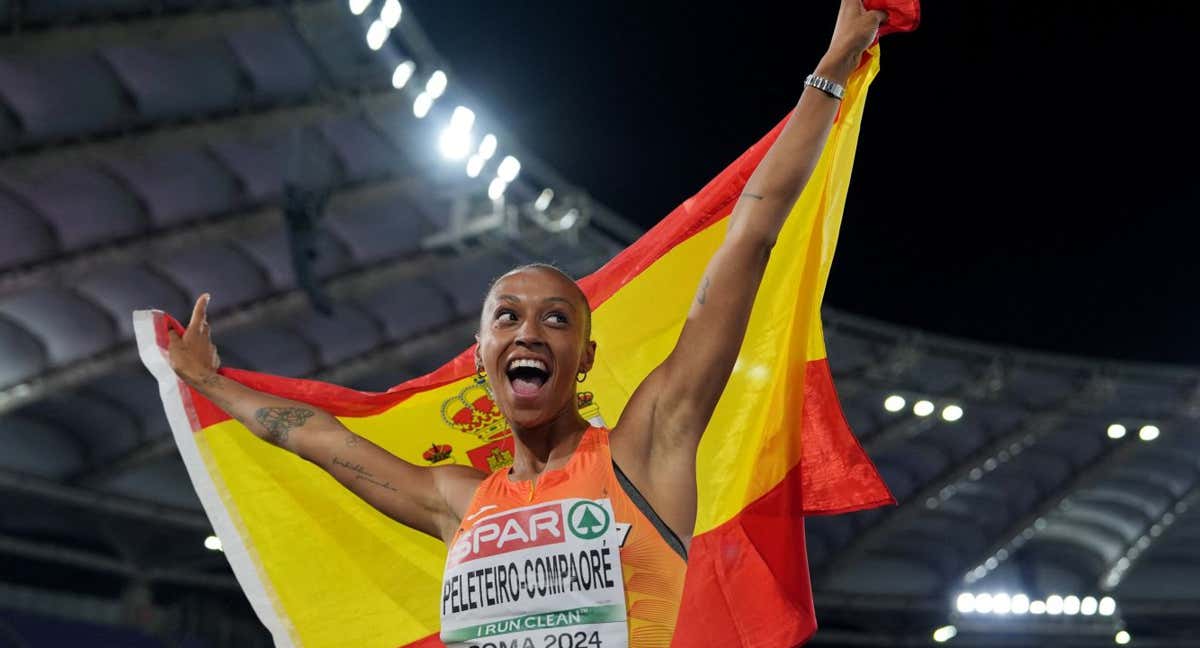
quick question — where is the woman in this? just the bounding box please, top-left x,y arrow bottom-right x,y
167,3 -> 886,645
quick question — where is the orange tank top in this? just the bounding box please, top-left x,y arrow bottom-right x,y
447,427 -> 687,647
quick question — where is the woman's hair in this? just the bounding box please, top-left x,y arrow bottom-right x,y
487,263 -> 592,340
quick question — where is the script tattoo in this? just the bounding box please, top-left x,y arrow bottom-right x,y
697,276 -> 711,306
254,407 -> 314,445
332,456 -> 398,492
199,374 -> 220,388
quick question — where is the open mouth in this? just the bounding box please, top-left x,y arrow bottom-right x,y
506,358 -> 551,398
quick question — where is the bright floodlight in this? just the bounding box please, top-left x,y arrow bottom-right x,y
204,535 -> 222,551
1139,425 -> 1160,441
348,0 -> 371,16
487,177 -> 507,200
942,404 -> 964,422
497,155 -> 521,182
1011,594 -> 1030,615
426,70 -> 448,99
1115,630 -> 1131,645
380,0 -> 402,28
392,60 -> 415,88
559,208 -> 579,229
884,395 -> 906,412
365,20 -> 389,50
412,91 -> 432,118
992,592 -> 1011,615
477,133 -> 498,159
449,106 -> 476,132
1081,596 -> 1098,616
974,593 -> 993,614
466,154 -> 485,178
955,593 -> 975,613
438,127 -> 471,160
1046,595 -> 1064,615
1107,423 -> 1127,439
914,400 -> 935,417
1099,596 -> 1116,616
1063,595 -> 1081,615
932,626 -> 957,643
534,188 -> 554,211
1030,600 -> 1046,615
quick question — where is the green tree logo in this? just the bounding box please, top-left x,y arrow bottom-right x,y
567,501 -> 611,540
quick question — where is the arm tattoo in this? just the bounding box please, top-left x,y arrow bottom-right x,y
254,407 -> 315,445
697,276 -> 711,306
345,433 -> 359,447
332,455 -> 398,492
199,374 -> 220,388
741,192 -> 764,201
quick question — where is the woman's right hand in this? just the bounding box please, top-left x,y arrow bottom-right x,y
168,293 -> 221,388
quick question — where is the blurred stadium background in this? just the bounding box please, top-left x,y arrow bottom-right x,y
1,1 -> 1198,647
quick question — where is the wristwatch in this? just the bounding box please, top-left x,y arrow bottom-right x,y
804,74 -> 845,101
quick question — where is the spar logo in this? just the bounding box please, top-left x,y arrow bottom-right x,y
567,500 -> 610,540
449,504 -> 564,565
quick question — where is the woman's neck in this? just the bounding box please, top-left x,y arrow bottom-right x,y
507,409 -> 590,481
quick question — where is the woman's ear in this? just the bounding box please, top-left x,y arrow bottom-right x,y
580,340 -> 597,374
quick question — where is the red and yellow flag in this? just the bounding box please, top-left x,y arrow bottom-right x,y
136,7 -> 915,644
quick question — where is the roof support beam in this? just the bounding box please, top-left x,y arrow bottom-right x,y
0,467 -> 209,530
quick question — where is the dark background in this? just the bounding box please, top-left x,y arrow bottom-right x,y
408,1 -> 1199,365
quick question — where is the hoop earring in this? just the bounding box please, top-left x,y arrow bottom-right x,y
576,371 -> 588,383
476,367 -> 487,382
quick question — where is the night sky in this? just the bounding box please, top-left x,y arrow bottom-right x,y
407,1 -> 1199,366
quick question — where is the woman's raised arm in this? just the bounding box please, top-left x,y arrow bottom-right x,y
167,294 -> 482,543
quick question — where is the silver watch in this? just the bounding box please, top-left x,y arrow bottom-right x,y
804,74 -> 845,101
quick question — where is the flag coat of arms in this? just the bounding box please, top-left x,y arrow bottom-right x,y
136,5 -> 916,643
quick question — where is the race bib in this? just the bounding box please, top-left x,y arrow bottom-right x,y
441,498 -> 629,648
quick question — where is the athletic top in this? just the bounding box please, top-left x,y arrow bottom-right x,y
447,426 -> 688,647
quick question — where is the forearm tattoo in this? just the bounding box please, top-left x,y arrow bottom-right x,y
697,276 -> 711,305
741,192 -> 764,200
254,407 -> 315,445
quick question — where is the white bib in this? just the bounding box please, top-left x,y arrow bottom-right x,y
441,498 -> 629,648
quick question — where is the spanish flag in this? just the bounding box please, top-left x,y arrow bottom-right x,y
135,6 -> 914,645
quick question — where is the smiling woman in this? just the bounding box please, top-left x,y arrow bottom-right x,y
161,3 -> 892,645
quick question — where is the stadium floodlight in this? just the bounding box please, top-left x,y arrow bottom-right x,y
1138,425 -> 1160,441
973,593 -> 993,614
1011,594 -> 1030,615
955,593 -> 975,613
449,106 -> 476,132
366,20 -> 389,50
1029,600 -> 1046,615
1107,423 -> 1126,439
438,127 -> 472,160
426,70 -> 448,99
413,91 -> 433,118
932,626 -> 957,643
466,154 -> 485,178
942,404 -> 964,422
392,60 -> 416,88
487,177 -> 507,200
1046,595 -> 1064,615
559,208 -> 580,229
478,133 -> 498,159
349,0 -> 371,15
1115,631 -> 1131,645
992,592 -> 1011,615
1063,595 -> 1081,615
204,535 -> 223,551
380,0 -> 402,28
535,188 -> 555,211
913,400 -> 935,417
1099,597 -> 1116,616
1081,596 -> 1098,616
884,395 -> 906,412
497,155 -> 521,182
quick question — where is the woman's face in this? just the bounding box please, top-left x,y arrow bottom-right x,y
476,268 -> 594,430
